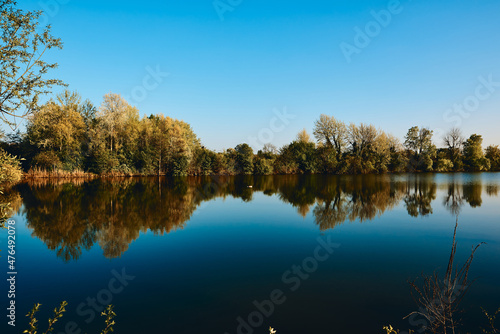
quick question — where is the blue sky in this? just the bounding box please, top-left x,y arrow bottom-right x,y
17,0 -> 500,151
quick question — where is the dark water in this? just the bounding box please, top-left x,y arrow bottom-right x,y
1,173 -> 500,334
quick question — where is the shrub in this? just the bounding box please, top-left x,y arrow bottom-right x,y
32,151 -> 62,171
0,148 -> 23,185
254,157 -> 274,175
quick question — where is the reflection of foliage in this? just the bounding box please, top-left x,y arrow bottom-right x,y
486,184 -> 499,197
15,174 -> 494,260
0,147 -> 23,227
0,187 -> 22,228
313,175 -> 402,230
463,183 -> 483,208
19,178 -> 202,261
444,182 -> 465,217
403,176 -> 437,217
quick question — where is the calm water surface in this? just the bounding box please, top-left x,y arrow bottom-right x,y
1,173 -> 500,333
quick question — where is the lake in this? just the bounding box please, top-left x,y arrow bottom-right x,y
1,173 -> 500,333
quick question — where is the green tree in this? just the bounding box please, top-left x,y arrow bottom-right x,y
235,143 -> 254,174
463,134 -> 489,171
192,147 -> 217,175
289,141 -> 317,174
253,156 -> 274,175
0,0 -> 65,128
254,144 -> 277,175
485,145 -> 500,171
316,144 -> 338,174
435,149 -> 454,172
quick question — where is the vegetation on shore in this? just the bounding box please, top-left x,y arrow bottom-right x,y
1,90 -> 499,179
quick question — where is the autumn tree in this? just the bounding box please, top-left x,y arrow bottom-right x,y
296,128 -> 312,143
345,123 -> 379,173
485,145 -> 500,171
166,121 -> 191,176
443,127 -> 464,170
26,90 -> 86,170
0,142 -> 22,185
313,114 -> 347,157
347,123 -> 377,158
0,0 -> 65,128
404,126 -> 436,172
372,131 -> 394,173
98,93 -> 138,154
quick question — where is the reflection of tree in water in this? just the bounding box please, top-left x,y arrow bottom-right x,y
486,184 -> 499,197
1,188 -> 22,212
11,174 -> 497,260
313,175 -> 402,231
273,175 -> 317,218
17,182 -> 95,261
402,175 -> 437,217
18,178 -> 202,261
443,181 -> 465,217
462,182 -> 483,208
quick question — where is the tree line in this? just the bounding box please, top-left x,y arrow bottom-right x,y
1,90 -> 500,177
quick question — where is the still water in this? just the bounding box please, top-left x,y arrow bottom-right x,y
1,173 -> 500,333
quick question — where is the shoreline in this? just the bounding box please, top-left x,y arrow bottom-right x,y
21,170 -> 499,180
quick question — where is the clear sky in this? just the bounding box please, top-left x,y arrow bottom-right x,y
17,0 -> 500,151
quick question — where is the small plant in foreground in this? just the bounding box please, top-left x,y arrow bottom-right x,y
101,304 -> 117,334
24,301 -> 67,334
24,301 -> 116,333
481,307 -> 500,334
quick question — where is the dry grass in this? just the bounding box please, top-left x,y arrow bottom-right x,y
23,167 -> 150,179
24,167 -> 97,179
405,219 -> 484,334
